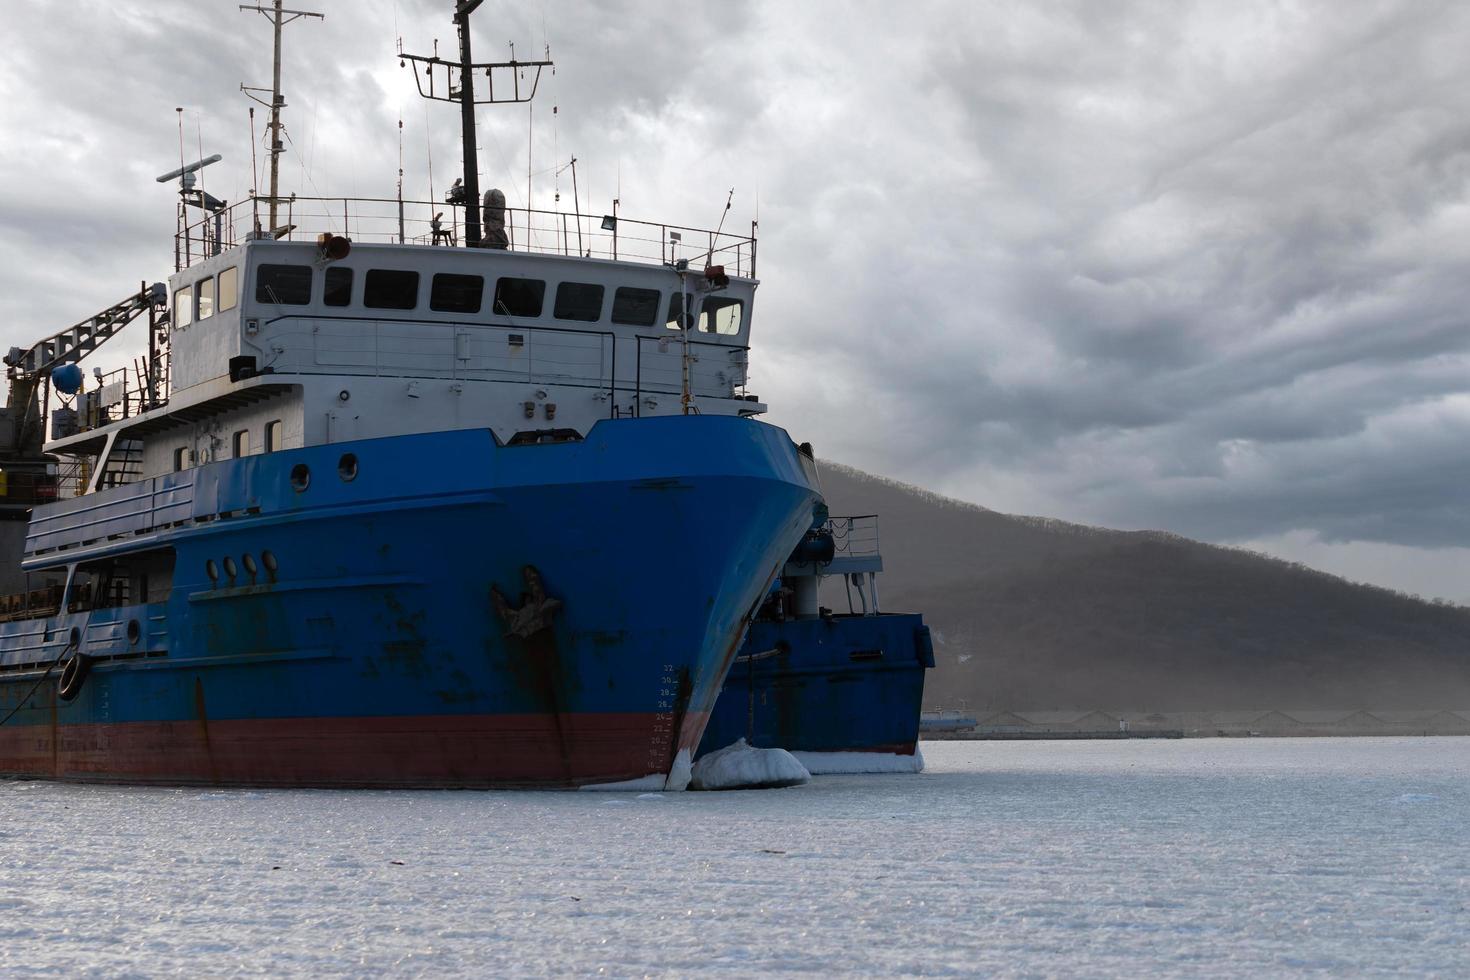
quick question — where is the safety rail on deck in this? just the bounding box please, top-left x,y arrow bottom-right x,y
177,196 -> 758,278
25,471 -> 195,557
0,584 -> 62,624
827,515 -> 880,559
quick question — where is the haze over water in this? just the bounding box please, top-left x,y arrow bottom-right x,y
1,738 -> 1464,976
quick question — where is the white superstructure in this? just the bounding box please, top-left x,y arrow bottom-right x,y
46,219 -> 764,488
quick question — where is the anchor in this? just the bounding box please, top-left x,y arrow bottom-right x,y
490,565 -> 563,639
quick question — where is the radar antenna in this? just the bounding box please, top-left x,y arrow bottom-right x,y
158,149 -> 227,270
239,1 -> 324,236
399,1 -> 553,248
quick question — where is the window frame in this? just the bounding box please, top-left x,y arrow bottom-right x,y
255,264 -> 313,306
430,273 -> 485,314
363,269 -> 421,310
196,276 -> 215,321
611,287 -> 662,327
218,266 -> 239,313
323,266 -> 354,307
174,284 -> 194,329
264,420 -> 283,454
492,277 -> 546,318
553,281 -> 605,322
702,296 -> 744,336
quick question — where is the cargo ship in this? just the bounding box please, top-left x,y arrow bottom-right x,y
699,511 -> 933,772
0,2 -> 819,788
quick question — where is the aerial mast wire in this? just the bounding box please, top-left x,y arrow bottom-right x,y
399,2 -> 552,248
397,117 -> 406,243
239,1 -> 324,235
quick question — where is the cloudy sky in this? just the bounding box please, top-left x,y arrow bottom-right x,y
2,0 -> 1468,601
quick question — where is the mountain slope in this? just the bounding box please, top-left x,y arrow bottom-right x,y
816,461 -> 1470,712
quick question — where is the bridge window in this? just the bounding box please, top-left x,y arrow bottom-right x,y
493,277 -> 544,318
364,269 -> 420,310
264,420 -> 283,453
554,282 -> 604,321
219,266 -> 239,312
174,285 -> 193,328
611,287 -> 659,326
667,293 -> 742,335
431,273 -> 483,313
324,267 -> 353,307
232,429 -> 250,457
703,297 -> 744,335
197,276 -> 215,320
255,264 -> 312,305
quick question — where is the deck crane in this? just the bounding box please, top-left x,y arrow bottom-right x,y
1,283 -> 167,460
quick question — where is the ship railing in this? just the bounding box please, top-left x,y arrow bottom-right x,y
176,196 -> 758,278
0,470 -> 60,507
0,583 -> 63,624
64,354 -> 171,442
827,514 -> 880,559
54,458 -> 90,500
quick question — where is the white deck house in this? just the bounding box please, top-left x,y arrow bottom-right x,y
44,202 -> 765,492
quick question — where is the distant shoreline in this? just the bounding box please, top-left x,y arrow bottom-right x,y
922,707 -> 1470,739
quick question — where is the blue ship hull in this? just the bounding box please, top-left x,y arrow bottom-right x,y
0,416 -> 819,787
698,612 -> 935,760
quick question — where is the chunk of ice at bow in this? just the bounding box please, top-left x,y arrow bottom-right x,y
690,739 -> 810,790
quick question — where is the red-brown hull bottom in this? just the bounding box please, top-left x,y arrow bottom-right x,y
0,712 -> 704,789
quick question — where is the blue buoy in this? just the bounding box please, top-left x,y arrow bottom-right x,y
51,364 -> 84,395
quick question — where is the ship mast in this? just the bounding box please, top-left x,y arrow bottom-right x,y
240,1 -> 324,234
400,1 -> 552,248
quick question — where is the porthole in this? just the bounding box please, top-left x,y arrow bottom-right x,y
206,559 -> 219,584
127,620 -> 140,646
223,556 -> 239,582
338,453 -> 359,482
242,553 -> 259,581
261,550 -> 278,581
290,463 -> 310,492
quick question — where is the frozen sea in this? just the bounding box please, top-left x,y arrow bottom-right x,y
1,738 -> 1467,977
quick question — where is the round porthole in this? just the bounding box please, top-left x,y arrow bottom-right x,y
223,556 -> 239,583
338,453 -> 359,482
206,559 -> 219,584
127,620 -> 141,646
242,553 -> 259,580
290,463 -> 310,492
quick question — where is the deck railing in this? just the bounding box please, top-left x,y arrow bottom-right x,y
828,515 -> 880,559
177,196 -> 757,278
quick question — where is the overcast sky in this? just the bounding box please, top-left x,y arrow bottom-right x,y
2,0 -> 1468,601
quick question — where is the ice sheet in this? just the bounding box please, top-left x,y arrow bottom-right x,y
2,737 -> 1467,977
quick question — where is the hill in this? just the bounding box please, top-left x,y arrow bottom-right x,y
815,461 -> 1470,712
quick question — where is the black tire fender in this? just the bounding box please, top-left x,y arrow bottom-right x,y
57,652 -> 91,702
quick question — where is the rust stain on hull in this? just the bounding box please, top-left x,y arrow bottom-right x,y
193,677 -> 219,783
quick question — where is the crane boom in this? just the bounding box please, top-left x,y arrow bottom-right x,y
4,283 -> 166,382
1,283 -> 167,458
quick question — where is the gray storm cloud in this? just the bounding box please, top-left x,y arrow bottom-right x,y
0,0 -> 1466,599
